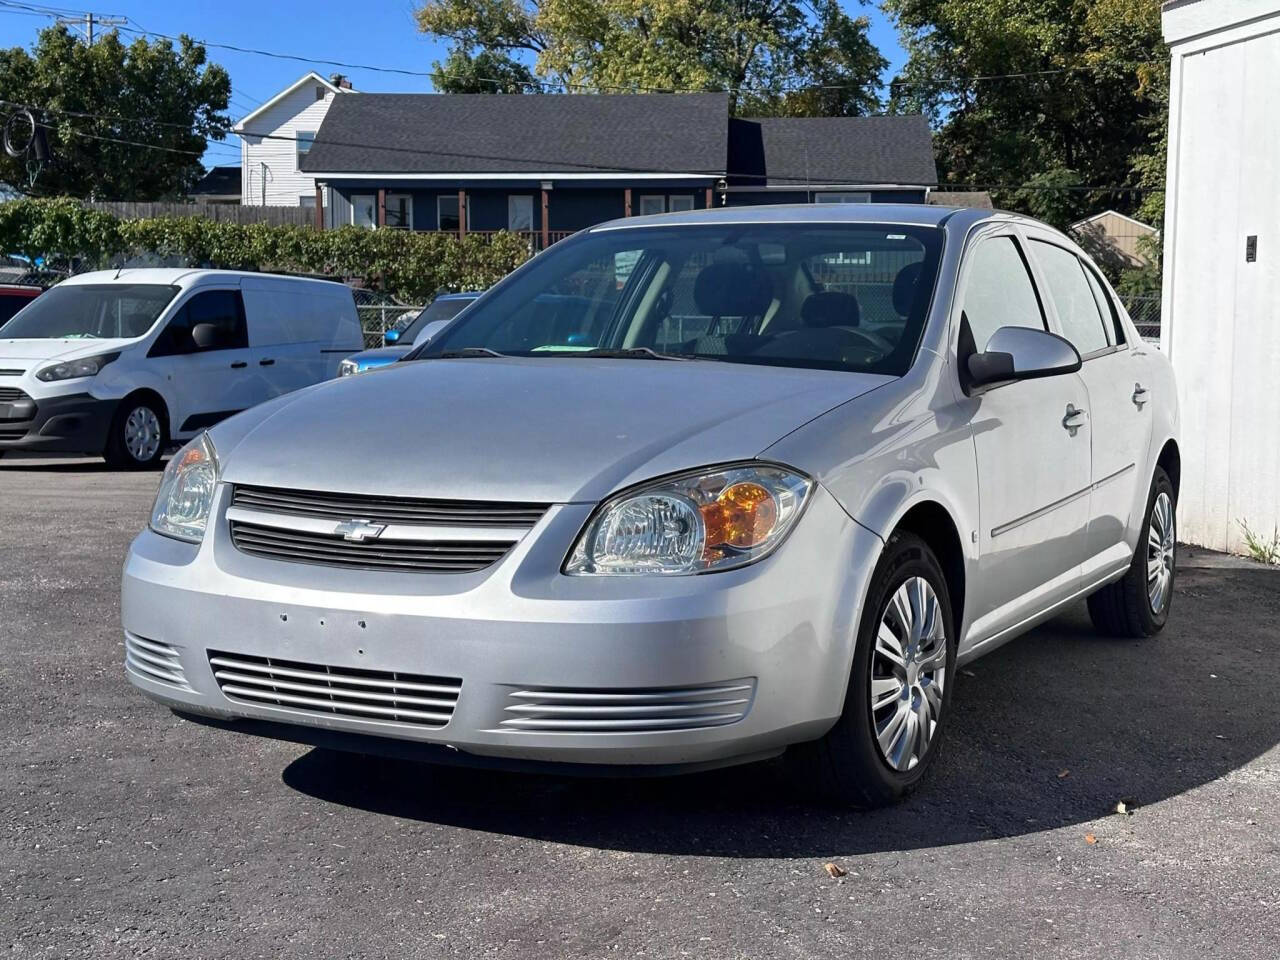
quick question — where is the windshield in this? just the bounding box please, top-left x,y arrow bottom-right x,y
401,296 -> 475,342
0,283 -> 179,340
419,224 -> 943,375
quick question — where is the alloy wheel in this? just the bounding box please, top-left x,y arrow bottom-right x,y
870,576 -> 947,772
1147,490 -> 1175,614
123,406 -> 161,462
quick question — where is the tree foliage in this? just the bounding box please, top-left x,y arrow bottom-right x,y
0,26 -> 230,200
415,0 -> 886,115
433,47 -> 539,93
884,0 -> 1167,229
0,199 -> 533,302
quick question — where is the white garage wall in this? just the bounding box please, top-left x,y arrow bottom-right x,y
1162,0 -> 1280,553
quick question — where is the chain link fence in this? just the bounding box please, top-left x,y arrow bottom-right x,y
1122,295 -> 1161,344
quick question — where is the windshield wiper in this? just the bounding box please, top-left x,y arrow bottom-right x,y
438,346 -> 508,358
576,347 -> 695,361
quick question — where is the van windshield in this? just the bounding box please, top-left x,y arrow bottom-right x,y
418,224 -> 944,376
0,283 -> 179,340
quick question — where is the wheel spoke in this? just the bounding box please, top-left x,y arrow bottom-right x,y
918,641 -> 947,673
871,676 -> 904,711
877,701 -> 910,766
875,621 -> 906,668
913,693 -> 933,758
890,584 -> 914,641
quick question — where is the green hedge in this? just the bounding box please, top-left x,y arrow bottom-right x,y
0,197 -> 533,302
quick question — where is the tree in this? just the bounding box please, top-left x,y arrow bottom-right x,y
884,0 -> 1167,228
415,0 -> 886,115
0,25 -> 231,200
433,47 -> 539,93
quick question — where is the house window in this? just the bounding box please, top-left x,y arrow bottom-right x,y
296,130 -> 316,169
351,194 -> 376,228
508,195 -> 534,231
315,85 -> 326,101
638,195 -> 667,216
300,195 -> 316,210
437,194 -> 470,231
668,195 -> 695,212
814,192 -> 872,204
386,193 -> 413,229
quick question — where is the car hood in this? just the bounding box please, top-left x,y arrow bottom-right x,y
0,337 -> 138,365
216,357 -> 891,504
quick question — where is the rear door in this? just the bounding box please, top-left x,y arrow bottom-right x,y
1026,235 -> 1152,577
958,229 -> 1094,642
147,288 -> 256,436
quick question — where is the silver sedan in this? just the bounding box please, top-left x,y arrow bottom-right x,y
122,204 -> 1179,806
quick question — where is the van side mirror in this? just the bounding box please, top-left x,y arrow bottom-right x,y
967,326 -> 1081,387
384,328 -> 401,344
191,323 -> 221,351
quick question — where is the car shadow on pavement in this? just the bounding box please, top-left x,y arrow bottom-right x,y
282,560 -> 1278,857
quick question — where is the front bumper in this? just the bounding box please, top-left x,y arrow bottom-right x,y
122,484 -> 882,769
0,391 -> 115,453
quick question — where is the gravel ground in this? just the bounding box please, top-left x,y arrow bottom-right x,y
2,454 -> 1277,960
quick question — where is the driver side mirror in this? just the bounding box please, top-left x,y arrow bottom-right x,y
967,326 -> 1081,388
383,328 -> 401,345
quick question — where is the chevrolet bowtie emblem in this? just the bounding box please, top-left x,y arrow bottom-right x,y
333,518 -> 386,542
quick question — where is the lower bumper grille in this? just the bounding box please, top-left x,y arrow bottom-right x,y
208,650 -> 461,728
499,679 -> 756,733
125,633 -> 188,688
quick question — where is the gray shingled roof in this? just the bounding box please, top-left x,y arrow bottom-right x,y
302,93 -> 730,175
729,115 -> 937,186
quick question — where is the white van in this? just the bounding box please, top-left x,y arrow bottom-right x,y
0,269 -> 362,466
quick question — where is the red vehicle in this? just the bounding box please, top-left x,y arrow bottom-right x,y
0,284 -> 42,327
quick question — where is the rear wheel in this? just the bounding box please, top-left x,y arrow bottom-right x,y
104,397 -> 166,469
791,531 -> 956,808
1087,467 -> 1176,637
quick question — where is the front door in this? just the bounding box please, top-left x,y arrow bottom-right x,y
958,233 -> 1094,642
508,195 -> 533,232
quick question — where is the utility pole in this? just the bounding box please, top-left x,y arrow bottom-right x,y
56,12 -> 128,44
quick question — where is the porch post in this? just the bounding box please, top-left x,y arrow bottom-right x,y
541,187 -> 550,249
457,189 -> 467,238
377,188 -> 386,228
624,188 -> 632,217
314,182 -> 324,230
705,186 -> 714,209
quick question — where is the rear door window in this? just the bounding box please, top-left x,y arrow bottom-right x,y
1031,240 -> 1111,356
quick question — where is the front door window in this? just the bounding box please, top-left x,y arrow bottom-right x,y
351,194 -> 376,229
508,195 -> 534,231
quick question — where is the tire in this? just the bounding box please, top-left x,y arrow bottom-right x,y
790,531 -> 957,808
1087,467 -> 1176,638
103,396 -> 167,469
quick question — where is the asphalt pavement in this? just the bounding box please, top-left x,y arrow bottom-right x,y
2,453 -> 1277,959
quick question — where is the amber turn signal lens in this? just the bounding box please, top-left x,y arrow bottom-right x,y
701,482 -> 779,554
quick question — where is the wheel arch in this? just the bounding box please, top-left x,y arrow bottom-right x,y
885,498 -> 967,639
116,387 -> 171,433
1156,437 -> 1181,501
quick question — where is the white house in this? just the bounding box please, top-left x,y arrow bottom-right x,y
234,72 -> 355,208
1161,0 -> 1280,553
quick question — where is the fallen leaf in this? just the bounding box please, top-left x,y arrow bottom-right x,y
1084,834 -> 1098,845
1057,769 -> 1070,779
823,862 -> 847,878
1114,799 -> 1135,816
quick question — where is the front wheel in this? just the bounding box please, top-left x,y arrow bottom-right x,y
790,531 -> 957,808
103,397 -> 167,469
1087,467 -> 1176,637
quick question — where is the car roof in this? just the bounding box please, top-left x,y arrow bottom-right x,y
587,202 -> 1008,235
435,291 -> 481,300
59,268 -> 345,290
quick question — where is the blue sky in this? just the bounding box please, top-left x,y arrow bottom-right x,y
0,0 -> 907,170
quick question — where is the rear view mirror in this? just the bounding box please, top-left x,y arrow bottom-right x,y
384,329 -> 401,344
967,326 -> 1081,387
191,323 -> 221,351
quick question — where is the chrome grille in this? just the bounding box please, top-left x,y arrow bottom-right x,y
498,679 -> 756,733
208,650 -> 461,728
229,520 -> 513,573
125,633 -> 189,688
230,484 -> 548,527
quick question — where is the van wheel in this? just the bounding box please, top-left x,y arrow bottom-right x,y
1087,467 -> 1176,638
790,531 -> 957,808
104,397 -> 167,469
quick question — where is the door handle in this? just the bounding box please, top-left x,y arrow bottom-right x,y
1132,383 -> 1149,409
1062,404 -> 1087,436
259,358 -> 275,366
230,361 -> 247,369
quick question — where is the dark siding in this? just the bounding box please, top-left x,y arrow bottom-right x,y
724,188 -> 927,207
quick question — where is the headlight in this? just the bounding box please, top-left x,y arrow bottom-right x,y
149,432 -> 219,543
565,462 -> 812,576
36,352 -> 119,382
338,359 -> 360,377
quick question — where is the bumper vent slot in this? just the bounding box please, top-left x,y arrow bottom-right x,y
208,650 -> 461,728
231,484 -> 549,527
499,679 -> 756,733
125,633 -> 189,689
230,520 -> 513,573
0,386 -> 30,402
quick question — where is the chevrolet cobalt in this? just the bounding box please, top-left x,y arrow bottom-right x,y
122,205 -> 1179,806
